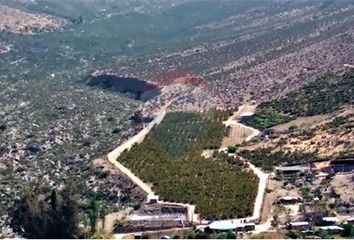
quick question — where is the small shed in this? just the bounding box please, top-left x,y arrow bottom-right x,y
146,194 -> 159,204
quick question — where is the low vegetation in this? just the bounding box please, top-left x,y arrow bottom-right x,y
118,110 -> 258,219
239,149 -> 320,171
245,71 -> 354,129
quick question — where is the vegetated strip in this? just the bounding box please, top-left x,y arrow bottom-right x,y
118,110 -> 259,219
243,70 -> 354,129
238,149 -> 321,172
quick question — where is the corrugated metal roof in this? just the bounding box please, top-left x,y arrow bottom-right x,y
290,221 -> 309,226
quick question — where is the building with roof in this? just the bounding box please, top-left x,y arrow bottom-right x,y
346,217 -> 354,224
322,217 -> 340,226
275,166 -> 310,175
146,194 -> 159,204
208,220 -> 236,232
287,221 -> 310,231
207,220 -> 255,232
330,158 -> 354,173
318,226 -> 344,232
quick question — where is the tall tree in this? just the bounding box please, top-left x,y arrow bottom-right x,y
10,190 -> 47,238
10,184 -> 80,238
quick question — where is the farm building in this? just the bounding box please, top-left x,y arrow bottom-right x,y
346,217 -> 354,224
287,221 -> 310,231
322,217 -> 340,226
207,221 -> 255,232
330,158 -> 354,173
115,219 -> 192,233
275,166 -> 310,175
318,226 -> 344,233
208,220 -> 236,232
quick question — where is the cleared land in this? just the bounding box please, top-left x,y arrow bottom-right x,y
270,114 -> 330,133
331,173 -> 354,203
117,110 -> 259,219
222,124 -> 255,147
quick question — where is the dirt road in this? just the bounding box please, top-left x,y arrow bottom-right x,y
209,106 -> 269,229
107,111 -> 166,194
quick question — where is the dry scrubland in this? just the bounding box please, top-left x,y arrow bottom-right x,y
1,0 -> 354,237
0,5 -> 65,34
253,110 -> 354,158
242,71 -> 354,160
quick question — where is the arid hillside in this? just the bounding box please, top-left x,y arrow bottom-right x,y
0,4 -> 66,35
246,108 -> 354,158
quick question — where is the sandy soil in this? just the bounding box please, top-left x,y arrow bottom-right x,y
271,114 -> 330,132
331,173 -> 354,203
222,123 -> 255,147
260,179 -> 300,224
251,230 -> 287,239
223,104 -> 260,145
244,108 -> 354,158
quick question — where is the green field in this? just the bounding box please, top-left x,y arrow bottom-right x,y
118,110 -> 258,219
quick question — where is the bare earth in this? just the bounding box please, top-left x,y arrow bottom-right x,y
222,123 -> 255,147
261,179 -> 301,224
331,173 -> 354,203
245,108 -> 354,158
270,114 -> 330,133
0,4 -> 66,35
